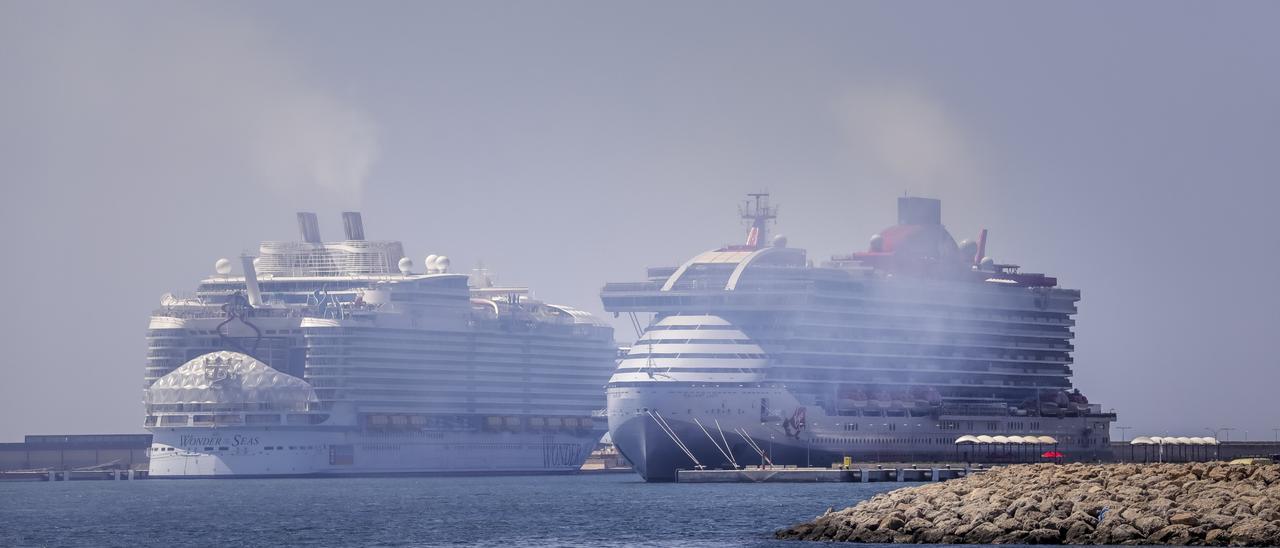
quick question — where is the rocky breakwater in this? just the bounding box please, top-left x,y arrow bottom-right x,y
776,463 -> 1280,545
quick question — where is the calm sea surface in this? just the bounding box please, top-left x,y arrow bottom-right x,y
0,473 -> 1069,547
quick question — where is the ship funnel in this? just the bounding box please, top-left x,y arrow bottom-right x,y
897,197 -> 941,225
297,212 -> 322,243
240,255 -> 263,308
342,211 -> 365,241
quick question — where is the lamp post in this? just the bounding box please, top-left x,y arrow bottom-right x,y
1205,428 -> 1225,461
1220,428 -> 1235,443
1116,426 -> 1132,443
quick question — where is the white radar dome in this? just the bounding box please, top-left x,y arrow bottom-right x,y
772,234 -> 788,248
869,234 -> 884,252
215,258 -> 232,275
397,257 -> 414,274
979,256 -> 995,270
435,255 -> 451,273
425,254 -> 439,273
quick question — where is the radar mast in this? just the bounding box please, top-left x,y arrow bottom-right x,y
739,192 -> 777,248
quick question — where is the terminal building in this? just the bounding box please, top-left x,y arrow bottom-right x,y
0,434 -> 151,472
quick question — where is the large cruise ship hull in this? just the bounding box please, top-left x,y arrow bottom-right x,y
148,427 -> 600,478
608,382 -> 1111,482
607,382 -> 791,482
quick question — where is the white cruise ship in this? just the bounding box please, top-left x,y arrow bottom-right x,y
145,212 -> 616,477
601,194 -> 1115,481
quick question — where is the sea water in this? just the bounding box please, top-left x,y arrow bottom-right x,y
0,473 -> 1053,547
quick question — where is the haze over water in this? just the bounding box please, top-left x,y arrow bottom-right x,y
2,1 -> 1279,442
0,475 -> 902,547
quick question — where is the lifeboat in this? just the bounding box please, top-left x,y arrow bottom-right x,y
870,388 -> 893,410
892,389 -> 914,410
1067,389 -> 1091,415
925,386 -> 943,406
836,387 -> 869,411
1039,390 -> 1070,416
909,386 -> 943,408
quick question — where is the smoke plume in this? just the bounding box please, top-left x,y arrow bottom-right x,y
836,83 -> 980,196
0,2 -> 379,205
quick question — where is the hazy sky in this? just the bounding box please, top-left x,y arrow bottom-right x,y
2,1 -> 1278,442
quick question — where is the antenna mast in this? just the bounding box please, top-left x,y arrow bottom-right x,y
739,192 -> 777,247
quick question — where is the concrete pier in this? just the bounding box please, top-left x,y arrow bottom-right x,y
675,465 -> 980,483
1,469 -> 147,482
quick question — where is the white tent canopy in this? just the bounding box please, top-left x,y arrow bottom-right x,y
1131,435 -> 1220,446
955,434 -> 1060,445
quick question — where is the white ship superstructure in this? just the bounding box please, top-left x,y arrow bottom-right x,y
602,195 -> 1115,481
145,212 -> 615,477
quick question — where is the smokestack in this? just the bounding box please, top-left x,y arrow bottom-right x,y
342,211 -> 365,241
897,197 -> 942,225
974,228 -> 989,265
297,212 -> 322,243
240,255 -> 263,308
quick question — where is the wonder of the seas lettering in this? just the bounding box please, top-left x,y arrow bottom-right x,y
180,435 -> 222,446
178,435 -> 261,447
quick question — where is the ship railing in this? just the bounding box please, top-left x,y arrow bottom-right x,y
146,402 -> 314,413
602,282 -> 664,292
939,404 -> 1014,417
151,307 -> 304,320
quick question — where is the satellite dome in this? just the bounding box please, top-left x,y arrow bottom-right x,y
979,256 -> 995,270
772,234 -> 788,248
869,234 -> 884,252
959,239 -> 978,259
215,258 -> 232,275
397,257 -> 413,274
435,255 -> 451,273
425,254 -> 439,273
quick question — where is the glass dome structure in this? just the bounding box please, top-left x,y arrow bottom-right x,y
146,351 -> 317,410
